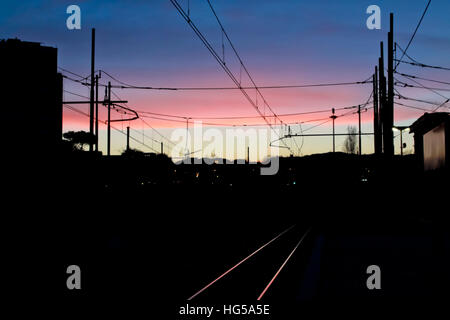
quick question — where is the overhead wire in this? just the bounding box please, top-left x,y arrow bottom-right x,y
170,0 -> 292,153
63,104 -> 159,153
396,72 -> 450,86
394,0 -> 432,71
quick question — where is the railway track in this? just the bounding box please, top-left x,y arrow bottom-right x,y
186,224 -> 313,302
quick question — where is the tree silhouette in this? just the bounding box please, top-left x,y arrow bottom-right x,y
63,131 -> 94,151
343,126 -> 357,154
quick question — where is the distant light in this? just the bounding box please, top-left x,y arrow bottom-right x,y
393,126 -> 410,132
293,181 -> 296,185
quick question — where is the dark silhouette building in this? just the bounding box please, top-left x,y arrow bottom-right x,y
410,112 -> 450,171
0,39 -> 63,155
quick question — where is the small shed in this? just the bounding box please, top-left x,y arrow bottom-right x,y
410,112 -> 450,171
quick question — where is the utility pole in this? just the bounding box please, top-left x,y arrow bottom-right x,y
378,42 -> 386,153
400,130 -> 403,156
161,142 -> 163,155
373,67 -> 381,155
394,126 -> 408,156
330,108 -> 337,153
126,126 -> 130,151
107,81 -> 111,157
247,146 -> 250,163
386,13 -> 395,156
95,74 -> 99,152
89,28 -> 95,152
358,104 -> 362,155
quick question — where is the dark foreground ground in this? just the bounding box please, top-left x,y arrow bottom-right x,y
5,152 -> 449,316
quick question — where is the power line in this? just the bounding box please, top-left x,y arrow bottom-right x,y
394,59 -> 450,71
395,73 -> 449,102
64,68 -> 373,129
395,44 -> 450,71
395,81 -> 450,92
396,83 -> 450,112
63,86 -> 139,119
395,75 -> 450,112
129,127 -> 163,146
110,89 -> 174,147
58,67 -> 93,80
120,127 -> 158,153
139,113 -> 337,128
394,43 -> 450,72
64,104 -> 91,118
63,104 -> 159,153
204,0 -> 373,146
61,74 -> 99,88
297,123 -> 305,155
432,98 -> 450,112
135,103 -> 362,120
275,91 -> 373,136
100,70 -> 147,89
300,100 -> 373,133
394,0 -> 432,70
396,72 -> 450,86
113,80 -> 372,90
99,69 -> 373,90
138,103 -> 372,128
64,93 -> 375,153
395,43 -> 420,64
140,117 -> 176,146
62,65 -> 373,143
290,134 -> 301,157
204,0 -> 286,125
63,66 -> 375,147
395,93 -> 444,106
170,0 -> 292,153
63,68 -> 372,91
301,118 -> 333,133
64,90 -> 90,99
394,101 -> 433,112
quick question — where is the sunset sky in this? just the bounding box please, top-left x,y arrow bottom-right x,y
1,0 -> 449,158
